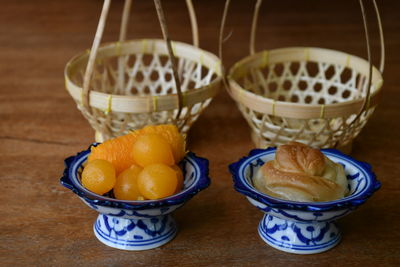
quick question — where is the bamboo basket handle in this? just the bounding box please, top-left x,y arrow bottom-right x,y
117,0 -> 199,47
119,0 -> 132,43
249,0 -> 385,72
335,0 -> 375,148
359,0 -> 373,114
117,0 -> 132,94
249,0 -> 262,56
373,0 -> 385,73
186,0 -> 199,47
218,0 -> 232,91
154,0 -> 183,120
82,0 -> 111,114
332,0 -> 379,148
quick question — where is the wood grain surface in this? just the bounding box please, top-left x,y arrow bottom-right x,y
1,0 -> 399,266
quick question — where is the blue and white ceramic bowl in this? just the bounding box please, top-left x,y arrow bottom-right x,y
229,147 -> 380,254
61,144 -> 210,251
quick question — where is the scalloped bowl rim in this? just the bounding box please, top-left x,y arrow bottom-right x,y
229,147 -> 381,212
60,144 -> 210,210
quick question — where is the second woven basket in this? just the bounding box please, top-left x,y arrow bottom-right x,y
221,0 -> 384,152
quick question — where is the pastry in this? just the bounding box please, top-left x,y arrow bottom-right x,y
254,142 -> 348,202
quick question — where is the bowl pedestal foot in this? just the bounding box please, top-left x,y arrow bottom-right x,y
258,214 -> 341,254
93,214 -> 177,251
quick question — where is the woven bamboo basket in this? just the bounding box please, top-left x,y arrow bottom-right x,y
65,0 -> 222,142
220,0 -> 384,153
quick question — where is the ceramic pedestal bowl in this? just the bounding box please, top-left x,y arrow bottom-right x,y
61,144 -> 210,251
229,148 -> 380,254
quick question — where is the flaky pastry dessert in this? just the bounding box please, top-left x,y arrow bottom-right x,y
254,142 -> 348,202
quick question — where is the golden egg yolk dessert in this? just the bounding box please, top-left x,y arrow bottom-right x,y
82,124 -> 186,200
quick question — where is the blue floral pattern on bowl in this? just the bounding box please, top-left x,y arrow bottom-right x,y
229,147 -> 380,254
61,144 -> 210,250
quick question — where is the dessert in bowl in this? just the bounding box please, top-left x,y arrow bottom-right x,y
229,142 -> 380,254
61,145 -> 209,250
60,125 -> 210,250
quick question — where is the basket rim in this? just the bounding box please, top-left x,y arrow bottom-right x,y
64,39 -> 223,114
227,46 -> 383,119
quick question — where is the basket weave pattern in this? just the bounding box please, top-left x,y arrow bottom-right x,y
228,47 -> 383,149
220,0 -> 384,151
65,0 -> 221,141
66,39 -> 220,139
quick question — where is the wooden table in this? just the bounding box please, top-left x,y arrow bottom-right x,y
1,0 -> 399,265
